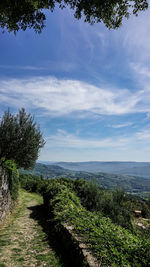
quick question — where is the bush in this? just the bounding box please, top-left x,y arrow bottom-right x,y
0,158 -> 19,200
19,173 -> 47,195
73,179 -> 134,231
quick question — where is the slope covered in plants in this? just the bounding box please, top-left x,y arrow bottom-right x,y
43,178 -> 150,266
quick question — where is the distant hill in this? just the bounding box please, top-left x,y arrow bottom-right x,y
20,163 -> 71,177
20,163 -> 150,194
115,166 -> 150,178
43,161 -> 150,179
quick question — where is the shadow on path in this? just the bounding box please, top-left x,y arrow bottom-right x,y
28,204 -> 72,267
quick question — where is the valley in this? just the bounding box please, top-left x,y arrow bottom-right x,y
20,162 -> 150,196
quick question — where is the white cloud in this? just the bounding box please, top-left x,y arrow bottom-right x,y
39,127 -> 150,161
111,122 -> 133,128
0,76 -> 149,117
136,129 -> 150,141
130,63 -> 150,91
131,63 -> 150,79
45,129 -> 130,149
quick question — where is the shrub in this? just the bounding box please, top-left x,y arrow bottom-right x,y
19,173 -> 47,195
0,158 -> 19,200
73,179 -> 134,231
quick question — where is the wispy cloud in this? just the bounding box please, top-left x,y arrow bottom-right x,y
136,129 -> 150,142
43,128 -> 150,157
0,76 -> 149,117
111,122 -> 133,128
0,62 -> 77,73
45,129 -> 130,149
0,65 -> 46,71
38,126 -> 150,161
121,8 -> 150,61
131,63 -> 150,79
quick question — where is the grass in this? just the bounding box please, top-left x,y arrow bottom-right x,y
0,190 -> 62,267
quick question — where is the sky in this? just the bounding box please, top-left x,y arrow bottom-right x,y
1,6 -> 150,162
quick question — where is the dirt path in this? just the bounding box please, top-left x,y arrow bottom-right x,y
0,191 -> 62,267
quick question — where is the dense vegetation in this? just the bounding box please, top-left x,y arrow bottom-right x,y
42,178 -> 150,266
19,173 -> 47,195
0,0 -> 148,33
20,173 -> 150,227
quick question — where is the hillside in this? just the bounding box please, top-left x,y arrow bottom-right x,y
115,166 -> 150,178
21,163 -> 71,177
42,161 -> 150,179
20,163 -> 150,194
42,178 -> 150,266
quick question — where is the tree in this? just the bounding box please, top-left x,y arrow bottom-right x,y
0,0 -> 148,33
0,108 -> 45,169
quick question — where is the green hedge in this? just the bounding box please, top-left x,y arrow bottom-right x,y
19,173 -> 47,194
43,179 -> 150,266
0,158 -> 19,200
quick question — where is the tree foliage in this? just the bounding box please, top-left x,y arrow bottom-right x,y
0,108 -> 45,169
0,0 -> 148,33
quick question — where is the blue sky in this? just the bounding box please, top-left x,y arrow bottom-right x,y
1,6 -> 150,162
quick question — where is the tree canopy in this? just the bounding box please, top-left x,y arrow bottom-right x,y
0,108 -> 45,169
0,0 -> 148,33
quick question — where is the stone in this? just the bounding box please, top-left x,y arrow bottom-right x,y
0,166 -> 14,226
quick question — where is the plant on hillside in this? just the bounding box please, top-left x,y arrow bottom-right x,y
73,179 -> 134,231
43,179 -> 150,266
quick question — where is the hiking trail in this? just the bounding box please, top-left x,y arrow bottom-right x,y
0,191 -> 62,267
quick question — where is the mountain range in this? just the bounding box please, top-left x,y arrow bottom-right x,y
39,161 -> 150,178
20,162 -> 150,194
